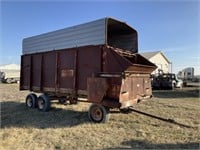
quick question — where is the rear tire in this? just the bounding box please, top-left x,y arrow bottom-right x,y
37,94 -> 51,112
172,82 -> 176,90
26,93 -> 37,108
88,104 -> 110,123
6,78 -> 12,84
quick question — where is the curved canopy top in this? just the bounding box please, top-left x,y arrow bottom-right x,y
23,17 -> 138,54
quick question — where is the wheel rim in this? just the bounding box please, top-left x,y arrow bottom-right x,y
38,99 -> 44,110
91,106 -> 103,122
26,97 -> 33,107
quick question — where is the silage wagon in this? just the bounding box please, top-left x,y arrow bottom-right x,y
20,17 -> 156,123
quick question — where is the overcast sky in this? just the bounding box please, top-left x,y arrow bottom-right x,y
1,0 -> 199,74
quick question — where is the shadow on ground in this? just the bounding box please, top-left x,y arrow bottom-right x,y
153,88 -> 199,98
1,101 -> 89,129
105,139 -> 199,149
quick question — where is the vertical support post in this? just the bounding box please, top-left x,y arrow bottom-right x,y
55,52 -> 59,93
101,46 -> 107,73
100,46 -> 103,73
40,54 -> 43,92
19,55 -> 23,90
74,49 -> 78,96
69,49 -> 78,104
29,55 -> 32,91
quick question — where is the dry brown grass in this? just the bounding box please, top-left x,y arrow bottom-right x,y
0,83 -> 200,150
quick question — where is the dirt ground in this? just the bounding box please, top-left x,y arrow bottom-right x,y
0,83 -> 199,150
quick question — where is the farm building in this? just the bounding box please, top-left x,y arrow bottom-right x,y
140,51 -> 171,74
0,64 -> 20,70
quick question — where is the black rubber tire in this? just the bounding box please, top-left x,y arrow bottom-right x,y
6,78 -> 12,84
88,104 -> 110,123
172,83 -> 176,90
26,93 -> 37,108
37,94 -> 51,112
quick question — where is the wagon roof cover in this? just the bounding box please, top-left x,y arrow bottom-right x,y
23,17 -> 138,54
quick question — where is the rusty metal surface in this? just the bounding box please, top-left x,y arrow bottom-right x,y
119,74 -> 152,108
58,50 -> 76,90
32,54 -> 42,89
20,44 -> 156,108
87,77 -> 108,103
20,55 -> 31,90
77,46 -> 102,90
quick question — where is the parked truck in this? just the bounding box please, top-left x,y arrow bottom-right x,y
20,17 -> 156,123
1,70 -> 20,83
0,71 -> 5,83
151,72 -> 183,90
0,64 -> 20,83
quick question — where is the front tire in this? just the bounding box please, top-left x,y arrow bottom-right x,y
26,93 -> 37,108
6,78 -> 12,84
37,94 -> 51,112
88,104 -> 110,123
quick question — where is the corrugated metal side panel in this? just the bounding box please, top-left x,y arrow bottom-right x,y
77,46 -> 102,90
20,55 -> 31,90
42,52 -> 56,88
58,50 -> 76,89
32,54 -> 42,88
23,19 -> 106,54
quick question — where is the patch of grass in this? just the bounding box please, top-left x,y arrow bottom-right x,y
0,83 -> 200,149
